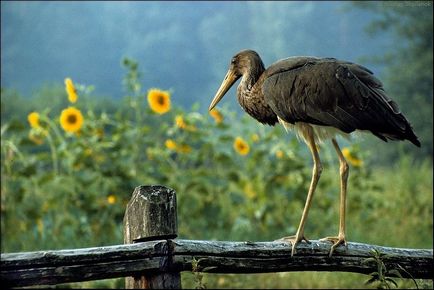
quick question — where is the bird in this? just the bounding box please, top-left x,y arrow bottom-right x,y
208,49 -> 420,257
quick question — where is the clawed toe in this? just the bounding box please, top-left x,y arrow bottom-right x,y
276,235 -> 310,243
320,236 -> 347,257
275,234 -> 310,257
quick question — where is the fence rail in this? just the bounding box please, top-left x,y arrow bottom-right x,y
1,185 -> 433,288
1,238 -> 433,287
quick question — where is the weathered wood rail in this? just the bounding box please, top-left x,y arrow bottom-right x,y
1,185 -> 433,288
2,239 -> 433,287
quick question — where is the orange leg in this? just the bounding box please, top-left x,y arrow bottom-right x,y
320,138 -> 349,256
277,127 -> 322,256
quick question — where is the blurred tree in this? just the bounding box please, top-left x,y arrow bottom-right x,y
353,2 -> 433,163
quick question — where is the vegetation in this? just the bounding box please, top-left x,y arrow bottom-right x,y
353,1 -> 433,162
1,56 -> 432,288
1,3 -> 432,288
362,249 -> 418,289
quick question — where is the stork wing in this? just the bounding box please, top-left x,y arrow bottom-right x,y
262,57 -> 420,146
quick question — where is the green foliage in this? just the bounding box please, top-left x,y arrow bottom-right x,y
191,257 -> 206,289
1,59 -> 432,289
191,257 -> 217,289
353,2 -> 433,162
363,249 -> 418,289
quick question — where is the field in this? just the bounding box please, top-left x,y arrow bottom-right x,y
1,63 -> 432,289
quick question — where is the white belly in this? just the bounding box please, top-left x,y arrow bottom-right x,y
277,116 -> 350,144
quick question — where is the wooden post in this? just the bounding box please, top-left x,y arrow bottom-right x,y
123,185 -> 181,289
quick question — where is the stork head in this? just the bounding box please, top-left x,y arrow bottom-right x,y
209,50 -> 263,111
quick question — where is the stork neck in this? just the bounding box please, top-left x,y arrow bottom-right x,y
238,76 -> 255,97
235,59 -> 278,126
237,61 -> 265,98
232,50 -> 277,125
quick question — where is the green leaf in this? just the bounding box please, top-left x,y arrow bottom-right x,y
202,266 -> 217,272
1,123 -> 10,136
385,278 -> 398,287
362,257 -> 377,264
365,276 -> 379,285
387,269 -> 402,278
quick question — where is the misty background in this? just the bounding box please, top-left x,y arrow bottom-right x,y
2,1 -> 390,107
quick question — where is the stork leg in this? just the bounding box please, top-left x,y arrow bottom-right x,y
277,127 -> 322,256
320,138 -> 349,256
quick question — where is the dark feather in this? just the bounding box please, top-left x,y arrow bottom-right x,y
261,57 -> 420,147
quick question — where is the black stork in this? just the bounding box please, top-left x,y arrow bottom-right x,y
208,49 -> 420,256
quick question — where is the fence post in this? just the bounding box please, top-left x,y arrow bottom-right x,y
123,185 -> 181,289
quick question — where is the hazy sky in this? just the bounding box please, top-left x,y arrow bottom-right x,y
1,1 -> 389,108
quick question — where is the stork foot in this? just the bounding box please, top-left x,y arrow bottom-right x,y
320,235 -> 347,257
275,234 -> 310,257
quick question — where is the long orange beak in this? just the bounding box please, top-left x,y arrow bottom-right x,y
209,69 -> 239,111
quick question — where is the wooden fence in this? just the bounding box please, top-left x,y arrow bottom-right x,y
1,185 -> 433,288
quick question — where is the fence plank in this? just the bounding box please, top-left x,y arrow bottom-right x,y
123,185 -> 180,289
1,241 -> 164,287
172,240 -> 433,278
2,239 -> 432,287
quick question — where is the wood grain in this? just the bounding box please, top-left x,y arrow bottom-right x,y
2,239 -> 432,287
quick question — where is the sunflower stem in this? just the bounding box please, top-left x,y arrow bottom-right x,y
135,94 -> 143,165
41,115 -> 65,146
45,133 -> 59,175
39,115 -> 63,174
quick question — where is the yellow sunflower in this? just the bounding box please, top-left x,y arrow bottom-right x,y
175,115 -> 196,131
342,147 -> 363,167
165,139 -> 177,150
175,115 -> 187,129
209,108 -> 223,124
147,88 -> 171,114
27,112 -> 41,128
59,107 -> 84,133
233,137 -> 250,156
275,150 -> 284,159
64,78 -> 78,103
107,194 -> 117,204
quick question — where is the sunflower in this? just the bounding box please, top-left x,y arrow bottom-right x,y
27,112 -> 41,128
175,115 -> 187,129
342,147 -> 363,167
209,108 -> 223,124
147,88 -> 171,114
233,137 -> 250,155
59,107 -> 84,133
275,150 -> 284,159
65,78 -> 78,103
107,194 -> 117,204
165,139 -> 177,150
175,115 -> 196,131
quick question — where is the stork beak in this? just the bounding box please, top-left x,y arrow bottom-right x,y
209,69 -> 239,111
